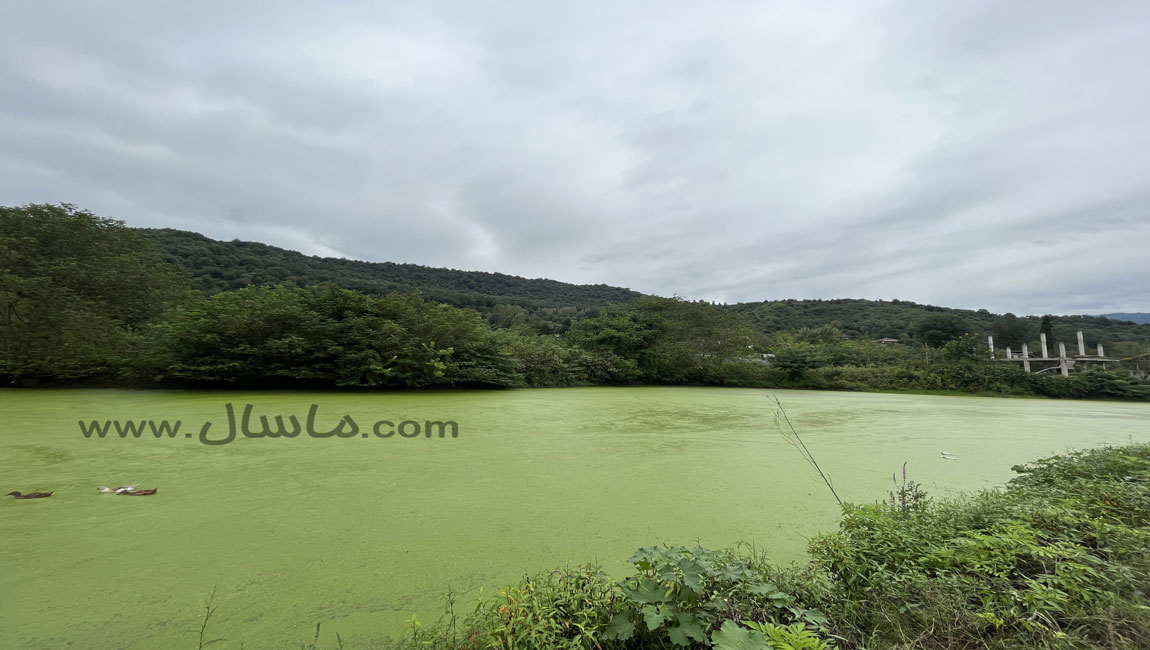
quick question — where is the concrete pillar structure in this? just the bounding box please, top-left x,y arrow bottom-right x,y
1040,332 -> 1049,359
1006,347 -> 1012,360
1022,344 -> 1031,372
988,336 -> 995,359
1077,331 -> 1086,356
1059,342 -> 1069,376
1098,344 -> 1105,358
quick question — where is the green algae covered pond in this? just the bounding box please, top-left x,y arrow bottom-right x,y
2,387 -> 1148,649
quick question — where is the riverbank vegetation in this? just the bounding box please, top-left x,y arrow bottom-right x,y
3,204 -> 1149,400
363,443 -> 1150,650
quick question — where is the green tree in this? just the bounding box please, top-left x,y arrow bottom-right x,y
146,285 -> 524,388
0,204 -> 190,384
487,303 -> 530,330
914,313 -> 969,347
567,297 -> 758,384
935,333 -> 985,362
771,343 -> 820,378
1040,314 -> 1054,344
991,313 -> 1031,349
776,325 -> 844,345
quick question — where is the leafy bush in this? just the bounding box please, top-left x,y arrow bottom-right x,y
808,444 -> 1150,649
712,620 -> 833,650
603,545 -> 825,647
465,565 -> 619,649
376,444 -> 1150,650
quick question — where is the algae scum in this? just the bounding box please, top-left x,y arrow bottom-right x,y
2,387 -> 1148,649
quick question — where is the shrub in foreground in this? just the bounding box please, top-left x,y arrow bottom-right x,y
371,444 -> 1150,650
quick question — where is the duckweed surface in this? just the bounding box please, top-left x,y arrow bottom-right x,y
2,387 -> 1148,649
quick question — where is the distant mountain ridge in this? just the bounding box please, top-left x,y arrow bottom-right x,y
1101,313 -> 1150,324
141,228 -> 1150,344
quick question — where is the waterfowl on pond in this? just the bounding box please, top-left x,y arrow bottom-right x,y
98,484 -> 139,494
119,488 -> 158,496
5,490 -> 54,499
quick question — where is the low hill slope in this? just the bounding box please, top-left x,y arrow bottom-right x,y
1102,312 -> 1150,324
141,229 -> 1150,345
727,298 -> 1150,345
142,228 -> 645,317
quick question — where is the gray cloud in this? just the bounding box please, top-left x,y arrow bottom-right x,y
2,0 -> 1147,313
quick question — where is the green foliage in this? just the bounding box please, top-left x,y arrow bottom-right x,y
770,344 -> 821,379
712,620 -> 833,650
144,228 -> 642,330
141,228 -> 1150,348
934,333 -> 985,362
886,463 -> 931,516
607,545 -> 813,647
776,326 -> 844,345
914,313 -> 969,347
0,203 -> 191,384
505,334 -> 630,387
1029,368 -> 1150,400
729,298 -> 1150,347
990,313 -> 1031,349
144,284 -> 523,388
569,297 -> 760,385
5,203 -> 1150,400
1111,342 -> 1150,380
469,565 -> 619,650
487,303 -> 531,330
1041,314 -> 1055,343
377,445 -> 1150,650
808,444 -> 1150,649
796,350 -> 1150,401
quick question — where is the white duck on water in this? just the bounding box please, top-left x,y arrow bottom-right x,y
97,484 -> 139,494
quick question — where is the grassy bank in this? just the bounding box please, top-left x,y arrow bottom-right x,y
352,444 -> 1150,650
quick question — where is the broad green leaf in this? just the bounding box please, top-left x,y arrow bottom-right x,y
678,558 -> 707,593
721,564 -> 754,582
601,613 -> 635,641
667,612 -> 708,646
710,620 -> 771,650
622,578 -> 670,604
642,604 -> 673,630
629,546 -> 660,571
796,607 -> 829,627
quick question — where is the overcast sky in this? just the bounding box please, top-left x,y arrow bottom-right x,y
2,1 -> 1148,314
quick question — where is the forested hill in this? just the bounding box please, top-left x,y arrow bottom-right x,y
142,228 -> 646,315
140,228 -> 1150,345
727,298 -> 1150,345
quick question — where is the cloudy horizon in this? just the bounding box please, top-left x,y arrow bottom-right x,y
2,1 -> 1148,315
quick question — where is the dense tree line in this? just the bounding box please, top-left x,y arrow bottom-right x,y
0,204 -> 190,383
144,228 -> 642,332
3,204 -> 1148,400
1,205 -> 755,389
143,229 -> 1150,345
726,297 -> 1150,346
